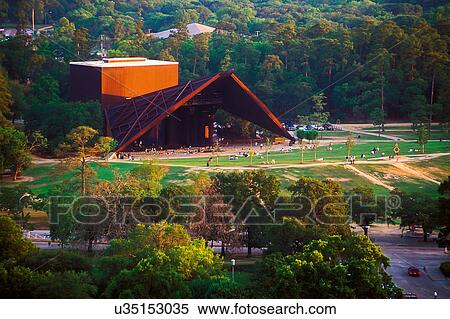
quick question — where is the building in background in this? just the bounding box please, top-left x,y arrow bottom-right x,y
150,23 -> 216,39
70,58 -> 292,150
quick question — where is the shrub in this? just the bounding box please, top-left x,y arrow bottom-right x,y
32,271 -> 97,298
440,261 -> 450,277
22,250 -> 92,273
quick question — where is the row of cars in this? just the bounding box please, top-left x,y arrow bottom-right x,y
282,121 -> 335,132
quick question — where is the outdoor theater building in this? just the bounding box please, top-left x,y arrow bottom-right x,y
70,58 -> 292,152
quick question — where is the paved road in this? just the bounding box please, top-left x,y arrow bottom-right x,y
366,225 -> 450,299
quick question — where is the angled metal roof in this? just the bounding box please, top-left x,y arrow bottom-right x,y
105,70 -> 293,152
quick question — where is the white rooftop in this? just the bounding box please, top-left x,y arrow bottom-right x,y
70,58 -> 178,68
151,23 -> 216,39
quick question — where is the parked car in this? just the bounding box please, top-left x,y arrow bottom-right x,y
323,123 -> 334,131
407,266 -> 421,277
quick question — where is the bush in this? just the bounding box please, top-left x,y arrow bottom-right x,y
0,262 -> 36,298
189,277 -> 248,298
22,249 -> 92,273
0,216 -> 35,262
91,256 -> 133,292
32,271 -> 97,298
440,262 -> 450,277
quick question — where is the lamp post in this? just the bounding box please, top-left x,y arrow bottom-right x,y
361,225 -> 370,237
19,193 -> 31,231
231,259 -> 236,282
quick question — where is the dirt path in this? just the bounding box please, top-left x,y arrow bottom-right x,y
391,163 -> 441,185
345,165 -> 395,191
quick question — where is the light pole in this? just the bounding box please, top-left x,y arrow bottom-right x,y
231,259 -> 236,282
19,193 -> 31,230
361,225 -> 370,237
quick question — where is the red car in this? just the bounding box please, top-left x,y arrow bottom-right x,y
408,267 -> 421,277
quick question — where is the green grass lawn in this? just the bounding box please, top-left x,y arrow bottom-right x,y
159,141 -> 449,167
6,141 -> 448,198
321,131 -> 389,140
15,162 -> 191,196
382,130 -> 450,140
270,165 -> 389,196
362,124 -> 444,131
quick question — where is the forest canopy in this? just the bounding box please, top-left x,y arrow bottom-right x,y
0,0 -> 448,128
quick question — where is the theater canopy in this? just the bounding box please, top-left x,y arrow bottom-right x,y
105,70 -> 293,152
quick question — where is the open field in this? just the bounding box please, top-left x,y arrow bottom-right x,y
348,123 -> 450,141
2,140 -> 447,200
155,141 -> 449,167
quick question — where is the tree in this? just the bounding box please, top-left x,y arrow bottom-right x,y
391,189 -> 437,242
213,170 -> 280,256
309,93 -> 329,126
25,100 -> 103,151
101,222 -> 224,298
288,177 -> 349,227
305,130 -> 319,143
28,131 -> 48,154
192,33 -> 211,75
345,135 -> 356,159
0,127 -> 32,180
188,175 -> 243,256
0,185 -> 43,229
127,161 -> 167,198
95,136 -> 116,157
7,80 -> 26,124
436,177 -> 450,248
416,126 -> 429,154
58,126 -> 98,195
0,216 -> 35,262
370,108 -> 385,137
349,186 -> 384,227
32,271 -> 97,298
0,68 -> 12,127
257,234 -> 401,298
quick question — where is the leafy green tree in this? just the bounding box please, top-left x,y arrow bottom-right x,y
305,130 -> 319,143
0,185 -> 42,229
288,176 -> 349,227
0,127 -> 32,180
436,177 -> 450,248
257,234 -> 401,298
416,125 -> 429,153
101,222 -> 224,298
0,68 -> 12,127
32,271 -> 97,298
370,108 -> 385,137
127,161 -> 168,198
59,126 -> 98,195
345,135 -> 356,159
391,189 -> 437,242
309,93 -> 329,125
0,216 -> 35,262
28,131 -> 48,154
213,170 -> 280,256
25,100 -> 103,151
349,186 -> 384,226
95,136 -> 116,157
0,263 -> 36,298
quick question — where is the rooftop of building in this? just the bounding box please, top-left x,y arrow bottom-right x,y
150,22 -> 216,39
70,58 -> 178,68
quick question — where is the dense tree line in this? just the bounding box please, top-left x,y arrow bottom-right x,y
0,0 -> 447,143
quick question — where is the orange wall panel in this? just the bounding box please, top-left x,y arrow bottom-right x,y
101,64 -> 178,99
